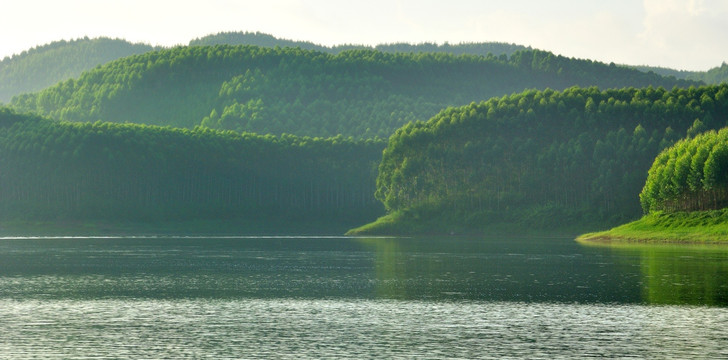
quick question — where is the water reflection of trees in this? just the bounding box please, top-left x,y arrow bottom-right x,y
356,237 -> 638,303
356,237 -> 494,300
595,243 -> 728,306
358,237 -> 438,299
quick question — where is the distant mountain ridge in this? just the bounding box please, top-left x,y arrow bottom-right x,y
10,45 -> 701,138
0,37 -> 156,103
189,31 -> 531,57
632,62 -> 728,84
3,31 -> 725,106
0,32 -> 532,104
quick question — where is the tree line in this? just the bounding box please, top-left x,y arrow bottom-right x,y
640,127 -> 728,213
190,31 -> 530,58
635,62 -> 728,85
10,45 -> 700,139
373,84 -> 728,229
0,108 -> 384,224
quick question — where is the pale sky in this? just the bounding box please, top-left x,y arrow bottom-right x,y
2,0 -> 727,71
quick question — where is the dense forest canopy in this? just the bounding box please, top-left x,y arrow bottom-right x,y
0,32 -> 527,105
631,65 -> 697,80
0,37 -> 155,103
372,84 -> 728,231
640,127 -> 728,214
189,32 -> 728,83
190,31 -> 531,57
190,31 -> 334,51
633,62 -> 728,85
3,31 -> 723,108
10,45 -> 700,139
3,33 -> 725,233
0,107 -> 383,224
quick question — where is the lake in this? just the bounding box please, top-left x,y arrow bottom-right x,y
0,235 -> 727,359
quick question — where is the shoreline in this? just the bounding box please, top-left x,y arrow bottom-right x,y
575,209 -> 728,245
0,218 -> 363,237
575,234 -> 728,245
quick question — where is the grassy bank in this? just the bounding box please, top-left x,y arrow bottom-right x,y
345,211 -> 446,236
344,209 -> 530,236
576,209 -> 728,244
346,207 -> 601,237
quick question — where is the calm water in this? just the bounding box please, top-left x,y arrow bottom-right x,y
0,235 -> 727,358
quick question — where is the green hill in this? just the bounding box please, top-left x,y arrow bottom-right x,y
687,62 -> 728,84
633,62 -> 728,85
3,31 -> 720,112
0,31 -> 527,106
190,31 -> 530,57
0,107 -> 383,227
10,45 -> 701,139
349,84 -> 728,235
631,65 -> 697,80
0,37 -> 155,103
190,31 -> 336,52
193,32 -> 728,85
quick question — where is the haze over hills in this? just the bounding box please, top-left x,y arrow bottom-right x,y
3,31 -> 726,107
0,32 -> 530,105
10,44 -> 700,139
0,37 -> 156,103
189,31 -> 532,57
633,62 -> 728,85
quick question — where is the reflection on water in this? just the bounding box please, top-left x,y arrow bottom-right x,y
584,242 -> 728,306
358,236 -> 643,303
1,236 -> 728,358
1,236 -> 727,306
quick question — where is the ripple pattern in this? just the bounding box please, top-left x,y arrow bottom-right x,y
0,299 -> 726,359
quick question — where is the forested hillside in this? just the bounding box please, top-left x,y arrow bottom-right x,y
0,31 -> 525,106
189,31 -> 340,52
0,108 -> 383,224
11,45 -> 700,138
190,31 -> 530,57
631,65 -> 696,80
688,62 -> 728,84
634,62 -> 728,85
0,37 -> 155,103
357,84 -> 728,234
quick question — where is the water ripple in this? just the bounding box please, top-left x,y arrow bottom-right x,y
0,299 -> 726,359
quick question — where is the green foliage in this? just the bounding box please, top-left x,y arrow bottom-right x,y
577,209 -> 728,243
190,31 -> 530,57
633,62 -> 728,85
0,108 -> 384,223
0,37 -> 155,102
190,31 -> 332,51
631,65 -> 698,81
10,45 -> 700,139
640,127 -> 728,213
687,62 -> 728,84
370,84 -> 728,232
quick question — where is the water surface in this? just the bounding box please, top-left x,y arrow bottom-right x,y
0,235 -> 726,358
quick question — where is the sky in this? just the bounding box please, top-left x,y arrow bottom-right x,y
2,0 -> 727,71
